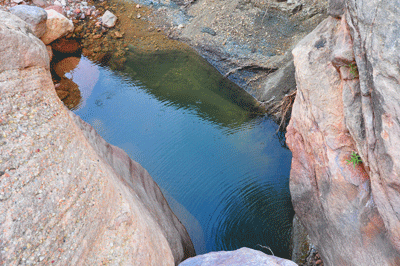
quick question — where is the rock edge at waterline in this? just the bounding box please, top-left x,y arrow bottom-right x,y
0,10 -> 194,265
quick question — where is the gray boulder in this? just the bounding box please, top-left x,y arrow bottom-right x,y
179,248 -> 298,266
9,5 -> 47,38
0,10 -> 49,71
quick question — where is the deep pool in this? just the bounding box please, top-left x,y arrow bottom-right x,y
70,48 -> 294,258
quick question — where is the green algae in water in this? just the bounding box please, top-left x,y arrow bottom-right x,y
122,48 -> 265,128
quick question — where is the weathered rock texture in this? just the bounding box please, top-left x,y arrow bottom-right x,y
0,11 -> 194,265
41,9 -> 73,44
286,0 -> 400,265
346,0 -> 400,256
9,5 -> 48,38
179,247 -> 298,266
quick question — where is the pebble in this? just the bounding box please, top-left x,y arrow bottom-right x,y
201,27 -> 217,36
114,31 -> 123,38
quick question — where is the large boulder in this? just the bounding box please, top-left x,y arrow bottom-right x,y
9,5 -> 48,38
40,9 -> 73,44
286,1 -> 400,265
0,11 -> 49,71
0,11 -> 194,265
179,248 -> 298,266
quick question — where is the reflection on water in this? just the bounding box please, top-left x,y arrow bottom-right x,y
51,55 -> 100,110
122,48 -> 265,128
71,49 -> 294,258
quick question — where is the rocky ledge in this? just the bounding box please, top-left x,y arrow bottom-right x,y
130,0 -> 329,125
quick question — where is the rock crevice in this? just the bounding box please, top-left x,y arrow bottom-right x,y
286,0 -> 400,265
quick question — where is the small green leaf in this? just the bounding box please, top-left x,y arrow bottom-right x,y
346,151 -> 362,168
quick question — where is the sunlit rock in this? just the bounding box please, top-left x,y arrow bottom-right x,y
41,9 -> 73,44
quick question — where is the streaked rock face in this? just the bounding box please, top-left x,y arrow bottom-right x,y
346,0 -> 400,256
0,11 -> 194,266
286,0 -> 400,264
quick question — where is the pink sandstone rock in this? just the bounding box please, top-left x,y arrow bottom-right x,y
32,0 -> 48,8
46,45 -> 53,61
0,11 -> 49,71
286,11 -> 400,266
346,0 -> 400,257
40,9 -> 73,44
0,10 -> 195,265
45,5 -> 65,15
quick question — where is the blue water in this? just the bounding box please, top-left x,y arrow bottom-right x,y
71,49 -> 294,258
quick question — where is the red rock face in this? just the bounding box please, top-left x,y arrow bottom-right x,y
286,14 -> 400,265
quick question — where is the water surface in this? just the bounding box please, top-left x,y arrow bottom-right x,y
71,49 -> 294,258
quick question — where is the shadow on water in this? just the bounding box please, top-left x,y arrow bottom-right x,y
121,48 -> 265,128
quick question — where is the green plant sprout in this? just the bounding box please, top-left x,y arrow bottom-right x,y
348,63 -> 359,79
346,151 -> 362,168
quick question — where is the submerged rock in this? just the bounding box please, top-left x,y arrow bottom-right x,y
101,10 -> 117,28
51,37 -> 81,53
